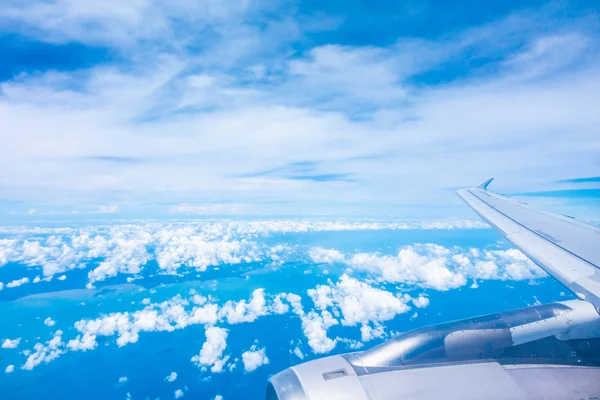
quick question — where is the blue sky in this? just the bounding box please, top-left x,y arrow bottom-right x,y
0,0 -> 599,220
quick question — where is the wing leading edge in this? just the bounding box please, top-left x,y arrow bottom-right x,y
458,179 -> 600,309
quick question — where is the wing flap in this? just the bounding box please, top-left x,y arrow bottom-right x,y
457,182 -> 600,308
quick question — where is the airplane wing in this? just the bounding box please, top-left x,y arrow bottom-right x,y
457,178 -> 600,309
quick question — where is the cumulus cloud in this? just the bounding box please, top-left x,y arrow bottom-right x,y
165,372 -> 177,382
241,345 -> 269,372
412,294 -> 430,308
6,277 -> 30,288
191,326 -> 229,371
22,330 -> 65,370
44,317 -> 56,327
360,324 -> 386,342
67,333 -> 97,351
0,220 -> 490,285
5,365 -> 14,373
300,310 -> 338,354
72,289 -> 296,352
2,338 -> 21,349
303,275 -> 412,347
311,244 -> 546,290
175,389 -> 184,399
309,247 -> 345,264
308,274 -> 411,326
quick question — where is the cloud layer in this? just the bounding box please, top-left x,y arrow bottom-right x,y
0,219 -> 486,287
309,244 -> 546,290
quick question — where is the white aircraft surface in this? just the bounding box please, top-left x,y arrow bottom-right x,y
267,179 -> 600,400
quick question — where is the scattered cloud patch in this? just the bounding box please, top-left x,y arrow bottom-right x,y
6,277 -> 30,288
241,345 -> 269,372
44,317 -> 56,327
191,326 -> 229,372
2,338 -> 21,349
311,244 -> 546,290
22,330 -> 65,370
165,372 -> 177,382
412,294 -> 430,308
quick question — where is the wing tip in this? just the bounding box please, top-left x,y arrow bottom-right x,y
473,177 -> 494,191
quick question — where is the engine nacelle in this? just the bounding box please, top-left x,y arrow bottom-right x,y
267,300 -> 600,400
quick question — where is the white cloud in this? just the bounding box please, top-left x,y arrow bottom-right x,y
165,372 -> 177,382
241,345 -> 269,372
214,395 -> 223,400
348,244 -> 467,290
210,355 -> 230,373
360,324 -> 386,342
336,337 -> 364,350
72,288 -> 296,352
44,317 -> 56,327
0,220 -> 490,285
218,289 -> 270,324
300,310 -> 338,354
312,244 -> 546,291
175,389 -> 184,399
191,326 -> 228,371
67,333 -> 97,351
303,275 -> 412,347
308,274 -> 411,326
118,376 -> 128,383
309,247 -> 345,264
2,338 -> 21,349
22,330 -> 66,370
5,365 -> 14,373
6,277 -> 30,288
292,346 -> 304,359
58,275 -> 67,281
412,294 -> 430,308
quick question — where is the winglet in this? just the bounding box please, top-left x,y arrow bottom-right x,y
473,178 -> 494,190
